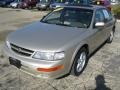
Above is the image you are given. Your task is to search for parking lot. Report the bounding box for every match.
[0,7,120,90]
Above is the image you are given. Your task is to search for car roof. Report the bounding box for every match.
[62,5,105,10]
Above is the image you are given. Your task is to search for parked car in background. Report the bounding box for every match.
[10,0,21,8]
[93,0,111,11]
[4,5,116,79]
[0,0,14,7]
[49,0,67,9]
[18,0,38,9]
[49,0,92,9]
[36,0,54,10]
[111,0,119,5]
[71,0,92,5]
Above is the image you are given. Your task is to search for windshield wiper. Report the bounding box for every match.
[55,23,72,27]
[41,21,54,25]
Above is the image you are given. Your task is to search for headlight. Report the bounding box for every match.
[54,52,65,60]
[32,52,65,60]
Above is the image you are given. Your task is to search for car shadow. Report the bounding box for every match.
[95,74,111,90]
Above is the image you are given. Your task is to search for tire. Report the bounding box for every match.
[71,47,88,76]
[107,30,114,43]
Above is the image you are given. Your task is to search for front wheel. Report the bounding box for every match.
[71,47,88,76]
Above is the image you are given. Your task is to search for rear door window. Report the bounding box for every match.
[102,9,112,22]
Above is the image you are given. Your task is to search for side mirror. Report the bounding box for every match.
[95,22,105,28]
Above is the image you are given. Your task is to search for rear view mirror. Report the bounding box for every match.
[95,22,105,27]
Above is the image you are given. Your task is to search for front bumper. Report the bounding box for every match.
[4,44,68,79]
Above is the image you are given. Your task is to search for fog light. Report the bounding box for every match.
[37,65,64,72]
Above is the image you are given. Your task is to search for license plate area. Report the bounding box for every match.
[9,57,21,69]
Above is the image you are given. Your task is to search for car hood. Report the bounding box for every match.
[7,22,86,51]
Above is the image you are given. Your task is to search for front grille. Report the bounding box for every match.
[10,43,34,57]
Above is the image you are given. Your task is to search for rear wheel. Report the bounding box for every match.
[71,47,88,76]
[107,30,114,43]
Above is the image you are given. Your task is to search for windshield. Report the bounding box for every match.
[41,7,93,28]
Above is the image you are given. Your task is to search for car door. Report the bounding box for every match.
[91,9,106,51]
[101,8,114,40]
